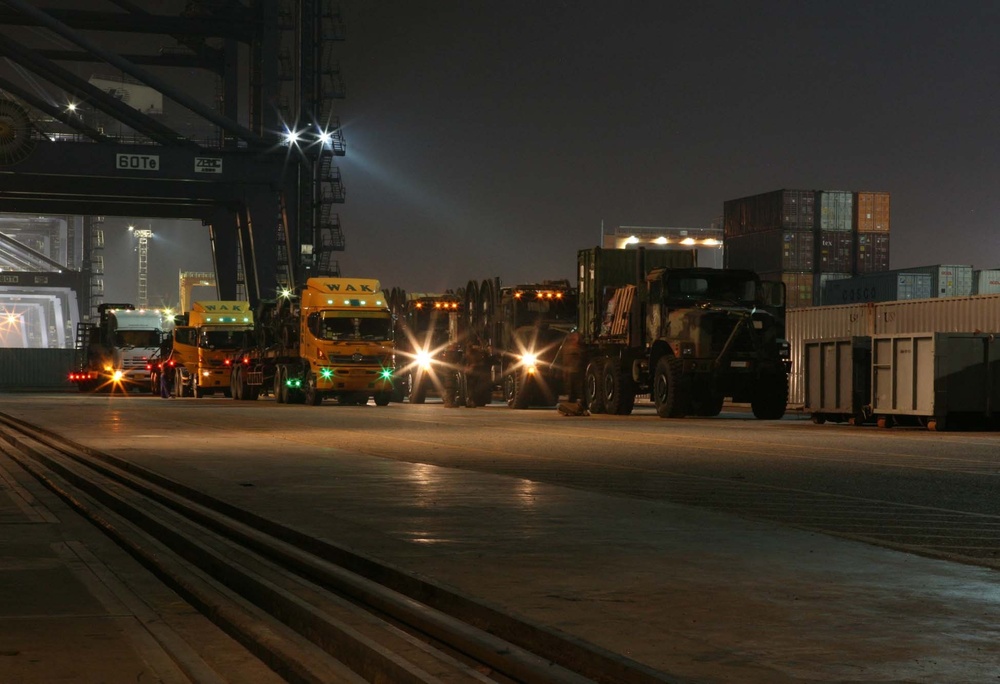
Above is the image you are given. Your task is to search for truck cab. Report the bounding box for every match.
[297,278,396,406]
[645,267,790,418]
[393,293,465,405]
[70,303,164,392]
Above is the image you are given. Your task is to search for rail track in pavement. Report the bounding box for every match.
[0,411,678,684]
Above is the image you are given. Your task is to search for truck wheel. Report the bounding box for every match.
[751,372,787,420]
[390,374,407,402]
[653,357,689,418]
[175,368,190,397]
[584,362,606,414]
[373,391,391,406]
[409,374,427,404]
[275,366,287,404]
[602,359,635,416]
[505,372,531,409]
[231,366,244,400]
[304,373,322,405]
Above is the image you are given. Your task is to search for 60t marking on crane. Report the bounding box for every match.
[116,153,159,171]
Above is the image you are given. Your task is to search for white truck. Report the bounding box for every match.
[69,303,165,392]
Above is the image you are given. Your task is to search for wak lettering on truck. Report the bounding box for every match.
[200,303,247,312]
[323,283,375,292]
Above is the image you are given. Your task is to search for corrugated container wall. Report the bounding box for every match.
[817,191,853,232]
[853,191,891,232]
[762,272,814,310]
[817,231,853,272]
[0,349,76,389]
[904,265,974,297]
[855,232,891,273]
[814,273,852,305]
[723,189,814,238]
[822,272,933,305]
[973,269,1000,295]
[786,293,1000,406]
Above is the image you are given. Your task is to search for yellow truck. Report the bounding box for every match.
[229,278,396,405]
[170,300,254,397]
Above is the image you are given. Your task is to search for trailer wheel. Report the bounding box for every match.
[653,357,689,418]
[751,372,788,420]
[584,362,605,414]
[602,359,635,416]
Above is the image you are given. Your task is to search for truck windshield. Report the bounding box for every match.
[666,274,757,305]
[114,330,159,347]
[409,308,453,347]
[513,293,578,329]
[320,315,392,341]
[199,329,250,349]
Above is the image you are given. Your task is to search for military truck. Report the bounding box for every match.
[229,278,395,406]
[578,247,789,419]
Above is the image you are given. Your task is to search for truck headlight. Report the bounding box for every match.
[416,350,432,370]
[521,352,538,373]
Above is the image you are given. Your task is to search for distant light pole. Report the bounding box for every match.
[128,224,153,308]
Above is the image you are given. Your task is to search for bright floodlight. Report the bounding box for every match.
[625,235,639,245]
[66,102,77,112]
[681,237,696,245]
[319,131,332,145]
[284,128,301,145]
[655,236,668,245]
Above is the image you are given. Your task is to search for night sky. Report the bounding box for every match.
[6,1,1000,303]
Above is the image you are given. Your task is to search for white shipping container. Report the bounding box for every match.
[904,264,974,297]
[973,269,1000,295]
[785,293,1000,406]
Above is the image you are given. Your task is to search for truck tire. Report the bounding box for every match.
[602,359,635,416]
[304,372,322,405]
[275,366,287,404]
[653,357,689,418]
[410,374,427,404]
[751,372,787,420]
[584,362,605,414]
[231,366,244,400]
[504,372,531,409]
[175,368,191,397]
[373,391,391,406]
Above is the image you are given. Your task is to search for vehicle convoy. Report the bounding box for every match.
[167,300,254,397]
[229,277,395,406]
[387,290,468,406]
[69,303,164,392]
[461,277,579,409]
[577,247,790,419]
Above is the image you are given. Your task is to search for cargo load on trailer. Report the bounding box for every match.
[229,278,396,406]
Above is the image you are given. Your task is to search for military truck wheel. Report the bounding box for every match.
[373,391,391,406]
[584,362,606,414]
[751,372,787,420]
[653,357,689,418]
[390,374,407,402]
[602,359,635,415]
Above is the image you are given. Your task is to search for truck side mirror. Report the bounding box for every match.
[758,281,785,308]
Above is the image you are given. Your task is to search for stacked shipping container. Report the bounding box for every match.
[723,189,891,308]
